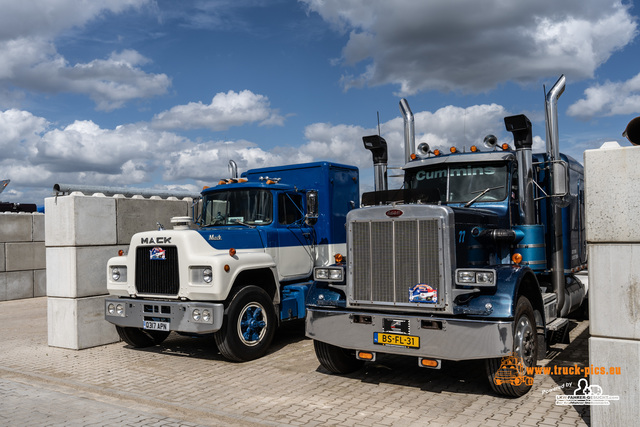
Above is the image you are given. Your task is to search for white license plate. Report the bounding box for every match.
[143,320,170,331]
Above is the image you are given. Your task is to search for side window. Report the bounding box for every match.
[278,193,304,225]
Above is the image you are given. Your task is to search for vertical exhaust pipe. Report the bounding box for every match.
[399,99,415,163]
[544,75,567,317]
[228,160,238,179]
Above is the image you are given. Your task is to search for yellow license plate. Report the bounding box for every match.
[374,332,420,348]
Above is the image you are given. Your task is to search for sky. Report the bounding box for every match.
[1,0,639,204]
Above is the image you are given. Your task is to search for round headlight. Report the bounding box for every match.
[107,303,115,315]
[192,309,201,321]
[202,309,211,322]
[203,268,213,283]
[112,267,121,281]
[115,304,124,316]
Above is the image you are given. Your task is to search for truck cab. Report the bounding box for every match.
[105,161,358,362]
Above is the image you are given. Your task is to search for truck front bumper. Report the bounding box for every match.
[306,308,514,360]
[105,297,224,334]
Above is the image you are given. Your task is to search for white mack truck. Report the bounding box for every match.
[105,161,358,361]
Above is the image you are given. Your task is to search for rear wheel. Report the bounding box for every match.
[215,286,277,362]
[486,296,538,397]
[314,340,364,374]
[116,326,170,348]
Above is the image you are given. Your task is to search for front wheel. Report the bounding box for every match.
[214,286,277,362]
[116,326,170,348]
[486,296,538,397]
[314,340,364,374]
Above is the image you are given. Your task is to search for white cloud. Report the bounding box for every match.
[568,73,640,119]
[301,0,638,94]
[152,90,285,131]
[0,101,526,203]
[0,1,169,110]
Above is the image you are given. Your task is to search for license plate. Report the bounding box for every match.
[373,332,419,348]
[143,320,170,331]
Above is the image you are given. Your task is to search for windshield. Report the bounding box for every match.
[405,162,509,204]
[202,189,273,226]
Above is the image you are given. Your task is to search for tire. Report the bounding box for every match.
[116,326,170,348]
[486,296,538,397]
[214,286,277,362]
[313,340,364,374]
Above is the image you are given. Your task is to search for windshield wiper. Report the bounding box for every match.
[232,219,256,229]
[464,186,504,208]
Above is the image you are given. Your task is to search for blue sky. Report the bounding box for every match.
[1,0,639,203]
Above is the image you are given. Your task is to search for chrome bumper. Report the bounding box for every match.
[306,308,513,360]
[105,297,224,334]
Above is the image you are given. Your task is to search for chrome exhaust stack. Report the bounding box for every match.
[399,99,415,164]
[544,75,568,316]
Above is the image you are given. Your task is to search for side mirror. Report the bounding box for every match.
[305,190,318,226]
[552,160,570,208]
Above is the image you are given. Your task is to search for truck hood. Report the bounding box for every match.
[197,227,265,250]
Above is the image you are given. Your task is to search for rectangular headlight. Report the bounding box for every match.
[455,269,496,287]
[314,266,344,282]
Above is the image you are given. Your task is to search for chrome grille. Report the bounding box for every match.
[135,246,179,295]
[350,218,443,307]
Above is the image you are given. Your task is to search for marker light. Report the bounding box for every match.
[118,250,124,256]
[357,351,375,360]
[224,264,230,272]
[334,253,344,263]
[229,248,236,257]
[470,145,478,152]
[450,147,457,153]
[433,149,441,156]
[512,253,523,264]
[410,153,417,160]
[501,143,510,150]
[419,358,440,368]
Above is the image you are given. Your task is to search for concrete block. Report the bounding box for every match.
[588,244,640,340]
[45,195,116,247]
[48,295,120,349]
[115,197,189,244]
[46,246,126,298]
[5,242,46,271]
[1,271,34,300]
[0,213,33,242]
[589,337,640,426]
[585,145,640,242]
[34,269,46,297]
[0,244,4,272]
[32,213,45,241]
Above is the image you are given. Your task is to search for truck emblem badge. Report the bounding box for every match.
[141,237,171,244]
[209,234,222,241]
[149,247,166,260]
[386,209,403,217]
[409,284,437,303]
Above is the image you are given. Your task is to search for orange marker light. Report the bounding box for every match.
[433,149,441,156]
[501,143,510,151]
[118,250,124,256]
[450,146,457,153]
[229,248,236,257]
[334,253,344,263]
[224,264,230,272]
[357,351,374,360]
[410,153,417,160]
[420,358,439,368]
[203,186,210,190]
[512,253,523,264]
[470,145,478,152]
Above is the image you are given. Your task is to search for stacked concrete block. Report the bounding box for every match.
[0,213,46,301]
[45,192,191,350]
[585,142,640,426]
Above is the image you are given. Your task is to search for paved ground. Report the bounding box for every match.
[0,298,590,426]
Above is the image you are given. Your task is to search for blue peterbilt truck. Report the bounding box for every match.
[306,75,588,396]
[105,161,358,362]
